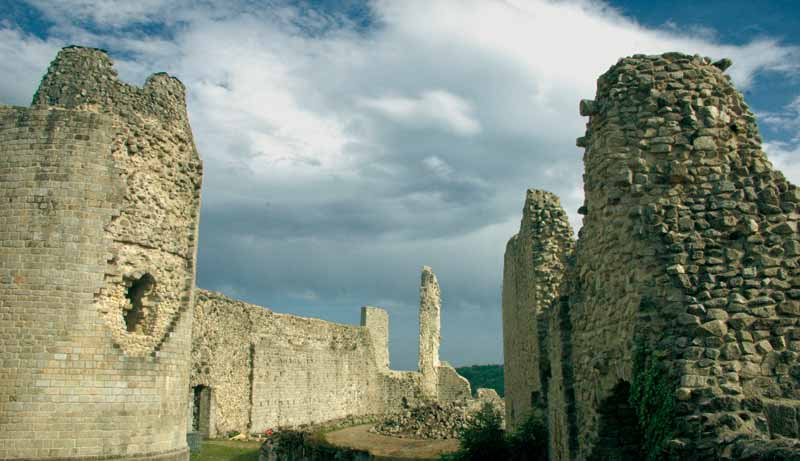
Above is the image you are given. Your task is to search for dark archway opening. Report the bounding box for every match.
[588,381,644,461]
[193,385,211,438]
[123,273,155,333]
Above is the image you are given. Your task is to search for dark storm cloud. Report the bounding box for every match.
[1,0,799,368]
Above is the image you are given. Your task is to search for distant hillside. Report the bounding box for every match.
[456,364,504,397]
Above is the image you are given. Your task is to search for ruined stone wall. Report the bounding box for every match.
[192,266,473,437]
[437,363,472,401]
[0,47,201,460]
[249,310,383,431]
[419,266,442,398]
[361,306,390,370]
[191,289,445,436]
[502,189,574,430]
[191,290,258,436]
[545,292,578,460]
[541,52,800,460]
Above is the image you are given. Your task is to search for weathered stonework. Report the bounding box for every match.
[1,47,474,457]
[502,189,574,430]
[0,47,201,460]
[191,266,471,437]
[419,266,442,398]
[506,52,800,460]
[362,306,390,370]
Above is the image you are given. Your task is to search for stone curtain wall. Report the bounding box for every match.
[502,189,574,430]
[193,290,382,434]
[192,289,441,436]
[193,267,472,436]
[530,52,800,460]
[0,47,201,461]
[250,313,381,430]
[191,290,260,436]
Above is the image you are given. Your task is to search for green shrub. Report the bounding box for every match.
[507,413,548,461]
[444,404,547,461]
[442,403,508,461]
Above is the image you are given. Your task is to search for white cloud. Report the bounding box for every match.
[0,27,61,106]
[27,0,199,27]
[3,0,800,368]
[760,96,800,143]
[359,90,481,136]
[423,156,454,179]
[765,141,800,184]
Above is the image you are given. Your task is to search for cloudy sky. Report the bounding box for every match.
[1,0,799,369]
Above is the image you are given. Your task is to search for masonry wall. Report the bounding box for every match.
[361,306,390,370]
[249,310,382,430]
[437,363,472,402]
[0,47,202,460]
[191,291,257,436]
[502,189,574,430]
[419,266,442,398]
[542,52,800,460]
[192,289,462,436]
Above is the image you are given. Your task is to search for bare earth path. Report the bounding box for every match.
[323,424,459,460]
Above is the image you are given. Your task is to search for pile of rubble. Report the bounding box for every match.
[372,400,472,440]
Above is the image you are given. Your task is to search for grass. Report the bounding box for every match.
[190,440,261,461]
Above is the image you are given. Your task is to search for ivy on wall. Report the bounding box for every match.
[629,343,678,461]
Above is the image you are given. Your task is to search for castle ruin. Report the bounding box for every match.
[502,190,573,429]
[190,265,471,438]
[0,47,471,461]
[5,43,800,461]
[0,46,202,460]
[504,53,800,460]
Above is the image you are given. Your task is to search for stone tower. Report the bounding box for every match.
[530,52,800,460]
[419,265,442,398]
[0,46,202,460]
[502,189,573,430]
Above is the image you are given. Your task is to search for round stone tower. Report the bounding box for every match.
[558,52,800,460]
[0,46,202,460]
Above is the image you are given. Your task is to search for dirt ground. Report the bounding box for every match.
[323,424,460,460]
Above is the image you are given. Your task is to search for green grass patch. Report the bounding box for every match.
[190,440,261,461]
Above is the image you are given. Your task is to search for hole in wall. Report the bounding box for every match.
[193,385,212,438]
[123,273,156,333]
[588,381,644,460]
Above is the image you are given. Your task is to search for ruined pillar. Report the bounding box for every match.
[361,306,390,369]
[549,52,800,460]
[419,266,442,398]
[0,46,202,460]
[502,189,573,430]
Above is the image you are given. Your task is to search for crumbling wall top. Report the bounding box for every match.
[32,46,188,124]
[562,50,800,459]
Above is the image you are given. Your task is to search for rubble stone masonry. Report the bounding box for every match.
[0,46,202,460]
[505,52,800,460]
[0,47,472,459]
[502,190,574,430]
